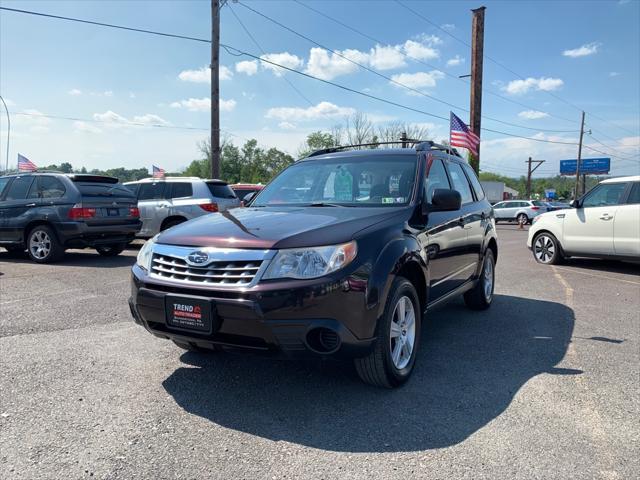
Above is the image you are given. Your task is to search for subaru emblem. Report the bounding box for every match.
[186,250,209,266]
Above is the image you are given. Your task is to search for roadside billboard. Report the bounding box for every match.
[560,158,610,176]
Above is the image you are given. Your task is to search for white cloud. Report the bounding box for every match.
[403,40,439,61]
[178,65,232,83]
[93,110,129,125]
[68,89,82,96]
[170,97,236,112]
[266,101,355,121]
[73,121,102,134]
[132,114,171,126]
[278,121,297,130]
[305,47,367,80]
[441,23,456,31]
[129,92,136,99]
[16,109,52,133]
[369,44,406,70]
[518,110,549,120]
[260,52,304,76]
[103,91,114,97]
[609,71,621,77]
[503,77,564,95]
[236,60,258,76]
[390,71,444,90]
[563,42,600,58]
[446,55,465,67]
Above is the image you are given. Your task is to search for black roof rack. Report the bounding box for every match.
[306,139,462,158]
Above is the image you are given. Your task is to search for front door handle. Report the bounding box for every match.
[25,203,37,207]
[599,214,613,220]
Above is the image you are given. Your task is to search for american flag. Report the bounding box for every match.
[18,154,37,172]
[152,165,165,178]
[450,112,480,157]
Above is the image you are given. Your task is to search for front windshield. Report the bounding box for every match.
[252,155,417,207]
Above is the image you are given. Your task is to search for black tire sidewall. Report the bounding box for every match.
[96,244,125,256]
[517,213,528,224]
[26,226,62,263]
[481,249,495,304]
[380,278,422,384]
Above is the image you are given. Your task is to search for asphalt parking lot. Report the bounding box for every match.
[1,226,638,479]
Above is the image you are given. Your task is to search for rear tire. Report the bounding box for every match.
[96,244,126,257]
[532,232,562,265]
[517,213,529,225]
[172,339,220,353]
[354,277,421,388]
[464,249,495,310]
[26,225,64,263]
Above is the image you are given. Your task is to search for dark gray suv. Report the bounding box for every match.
[0,172,141,263]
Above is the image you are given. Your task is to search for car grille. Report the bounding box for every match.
[151,253,263,286]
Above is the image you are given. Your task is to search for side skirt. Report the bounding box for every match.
[426,279,476,312]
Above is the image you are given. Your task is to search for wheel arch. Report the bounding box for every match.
[23,220,58,245]
[532,228,566,256]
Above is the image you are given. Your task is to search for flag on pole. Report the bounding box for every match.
[449,112,480,157]
[18,154,37,172]
[152,165,165,178]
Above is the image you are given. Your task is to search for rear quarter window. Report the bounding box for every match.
[626,183,640,204]
[207,183,236,199]
[461,163,485,201]
[168,182,193,199]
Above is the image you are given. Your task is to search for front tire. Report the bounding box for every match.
[26,225,64,263]
[96,244,126,257]
[354,277,421,388]
[532,232,562,265]
[517,213,529,225]
[464,249,495,310]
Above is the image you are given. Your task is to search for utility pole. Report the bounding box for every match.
[574,111,586,199]
[211,0,221,179]
[525,157,546,198]
[469,6,486,175]
[0,95,10,173]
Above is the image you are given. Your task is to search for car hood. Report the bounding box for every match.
[156,206,411,249]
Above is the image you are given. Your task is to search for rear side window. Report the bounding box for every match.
[168,182,193,199]
[461,163,485,200]
[426,159,451,202]
[446,162,474,204]
[207,183,236,199]
[76,183,134,197]
[532,200,546,207]
[626,183,640,204]
[4,176,35,200]
[582,183,627,207]
[138,182,166,200]
[493,202,505,209]
[0,177,11,197]
[39,176,66,198]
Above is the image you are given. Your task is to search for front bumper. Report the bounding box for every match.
[128,264,377,358]
[57,220,142,248]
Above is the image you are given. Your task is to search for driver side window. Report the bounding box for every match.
[426,159,451,202]
[582,183,627,208]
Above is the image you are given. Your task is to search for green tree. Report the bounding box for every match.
[297,131,338,158]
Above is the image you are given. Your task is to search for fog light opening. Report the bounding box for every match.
[306,327,341,354]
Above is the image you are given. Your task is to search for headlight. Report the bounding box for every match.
[532,215,541,224]
[136,234,158,270]
[262,241,357,280]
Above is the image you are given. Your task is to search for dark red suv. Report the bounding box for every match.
[129,142,498,387]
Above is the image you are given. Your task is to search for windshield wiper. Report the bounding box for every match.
[307,202,343,207]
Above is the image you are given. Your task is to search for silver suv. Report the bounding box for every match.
[492,199,550,224]
[124,177,240,238]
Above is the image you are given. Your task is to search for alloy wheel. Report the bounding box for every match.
[29,230,52,260]
[534,235,555,263]
[483,254,494,302]
[389,296,416,370]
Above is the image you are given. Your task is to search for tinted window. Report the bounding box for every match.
[627,183,640,204]
[207,183,236,199]
[582,183,627,207]
[4,176,35,201]
[168,182,193,199]
[446,162,473,204]
[461,163,485,200]
[124,184,140,197]
[233,188,256,201]
[39,176,66,198]
[138,182,166,200]
[76,183,134,197]
[532,200,547,207]
[493,202,506,209]
[0,177,11,197]
[426,159,451,202]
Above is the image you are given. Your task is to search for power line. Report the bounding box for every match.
[227,3,314,107]
[394,0,639,137]
[239,1,579,134]
[586,133,640,160]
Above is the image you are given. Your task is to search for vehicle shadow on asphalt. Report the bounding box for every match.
[162,294,577,453]
[0,250,136,268]
[561,258,640,276]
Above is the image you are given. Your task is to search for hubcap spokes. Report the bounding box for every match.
[390,296,416,370]
[483,256,494,301]
[29,231,51,259]
[534,236,554,263]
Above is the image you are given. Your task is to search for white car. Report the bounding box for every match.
[527,176,640,264]
[493,200,549,224]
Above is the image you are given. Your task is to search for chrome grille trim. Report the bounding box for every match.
[149,244,275,288]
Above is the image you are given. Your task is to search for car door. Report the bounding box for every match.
[0,175,37,242]
[492,201,507,219]
[137,182,167,237]
[614,182,640,257]
[562,182,627,255]
[461,162,491,264]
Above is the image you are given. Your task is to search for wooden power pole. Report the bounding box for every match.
[574,111,586,199]
[211,0,221,179]
[525,157,546,198]
[469,6,486,175]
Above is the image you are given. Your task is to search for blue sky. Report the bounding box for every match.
[1,0,639,177]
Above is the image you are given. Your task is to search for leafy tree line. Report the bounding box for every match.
[479,171,601,199]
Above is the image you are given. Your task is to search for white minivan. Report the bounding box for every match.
[527,176,640,264]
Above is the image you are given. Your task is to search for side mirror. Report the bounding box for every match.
[428,188,462,212]
[570,199,581,208]
[243,191,257,206]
